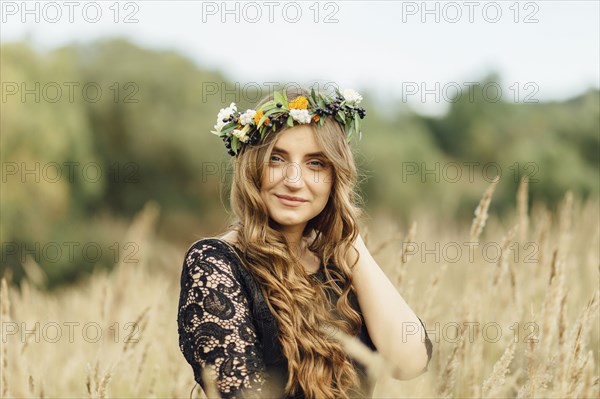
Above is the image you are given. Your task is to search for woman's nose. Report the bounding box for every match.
[282,162,306,187]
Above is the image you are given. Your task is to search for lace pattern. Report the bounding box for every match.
[178,240,266,399]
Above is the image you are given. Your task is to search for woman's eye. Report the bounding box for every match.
[309,160,325,167]
[270,155,283,162]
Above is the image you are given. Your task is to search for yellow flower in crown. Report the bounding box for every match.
[288,96,308,110]
[254,109,270,126]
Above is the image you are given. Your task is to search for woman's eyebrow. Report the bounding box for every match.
[273,146,325,157]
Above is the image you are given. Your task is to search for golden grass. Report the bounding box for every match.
[0,184,598,398]
[469,176,499,242]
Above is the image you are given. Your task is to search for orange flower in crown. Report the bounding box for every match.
[254,109,270,126]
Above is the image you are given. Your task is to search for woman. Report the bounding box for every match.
[178,87,432,399]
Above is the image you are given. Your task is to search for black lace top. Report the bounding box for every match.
[177,238,432,399]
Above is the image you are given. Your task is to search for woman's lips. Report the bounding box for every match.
[275,194,307,206]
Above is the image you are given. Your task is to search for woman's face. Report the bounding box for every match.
[260,125,333,234]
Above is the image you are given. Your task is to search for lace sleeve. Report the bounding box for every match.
[177,240,266,399]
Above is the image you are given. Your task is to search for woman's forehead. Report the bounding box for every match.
[273,125,323,155]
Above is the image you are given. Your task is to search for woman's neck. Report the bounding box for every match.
[283,230,321,272]
[280,227,307,255]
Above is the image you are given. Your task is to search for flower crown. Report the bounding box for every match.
[210,88,366,156]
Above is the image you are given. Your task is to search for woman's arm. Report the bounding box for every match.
[178,240,267,398]
[348,233,432,380]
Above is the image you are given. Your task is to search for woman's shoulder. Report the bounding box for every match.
[182,236,243,275]
[186,236,239,253]
[186,230,240,253]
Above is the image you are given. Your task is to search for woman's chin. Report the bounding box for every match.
[271,214,307,227]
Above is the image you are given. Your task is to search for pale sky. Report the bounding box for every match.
[2,0,599,115]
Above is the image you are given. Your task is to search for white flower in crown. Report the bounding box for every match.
[239,109,257,126]
[213,120,227,133]
[232,125,250,142]
[290,109,311,124]
[342,89,363,104]
[214,102,238,132]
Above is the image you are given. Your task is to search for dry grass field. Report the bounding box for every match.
[1,178,598,398]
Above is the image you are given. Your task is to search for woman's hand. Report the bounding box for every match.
[347,231,431,380]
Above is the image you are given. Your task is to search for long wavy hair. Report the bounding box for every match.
[221,87,365,398]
